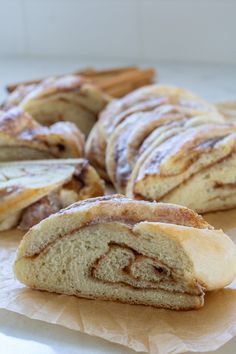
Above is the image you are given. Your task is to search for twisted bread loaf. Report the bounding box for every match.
[87,84,236,213]
[127,124,236,213]
[0,107,84,161]
[0,159,104,231]
[85,85,220,180]
[14,195,236,310]
[106,105,223,193]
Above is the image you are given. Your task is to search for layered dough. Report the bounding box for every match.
[86,83,236,213]
[0,159,104,231]
[3,75,110,135]
[106,105,223,193]
[127,124,236,213]
[85,84,221,180]
[0,107,84,161]
[14,195,236,310]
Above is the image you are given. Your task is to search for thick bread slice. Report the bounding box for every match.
[127,124,236,212]
[106,106,223,193]
[0,108,84,161]
[14,195,236,310]
[20,75,110,135]
[0,159,104,230]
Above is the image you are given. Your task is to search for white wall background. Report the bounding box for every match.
[0,0,236,64]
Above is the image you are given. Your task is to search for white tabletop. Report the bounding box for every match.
[0,58,236,354]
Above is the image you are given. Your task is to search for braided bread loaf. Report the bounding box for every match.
[127,124,236,213]
[106,105,223,194]
[85,85,220,180]
[86,84,236,213]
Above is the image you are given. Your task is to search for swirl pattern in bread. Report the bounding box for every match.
[14,195,236,310]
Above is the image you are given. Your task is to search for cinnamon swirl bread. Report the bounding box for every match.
[14,195,236,310]
[18,75,110,135]
[0,108,84,161]
[85,85,221,179]
[106,105,224,193]
[0,159,104,231]
[127,124,236,213]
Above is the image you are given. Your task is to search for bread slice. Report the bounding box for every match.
[0,159,104,231]
[106,105,224,193]
[0,108,84,161]
[127,124,236,213]
[18,75,110,135]
[86,84,220,179]
[14,195,236,310]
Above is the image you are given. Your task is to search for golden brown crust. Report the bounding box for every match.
[17,194,212,258]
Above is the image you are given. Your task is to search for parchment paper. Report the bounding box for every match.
[0,209,236,354]
[0,101,236,354]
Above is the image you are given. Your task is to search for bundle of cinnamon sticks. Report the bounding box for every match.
[6,66,156,98]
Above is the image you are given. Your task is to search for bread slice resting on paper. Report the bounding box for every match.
[14,195,236,310]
